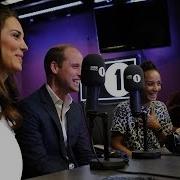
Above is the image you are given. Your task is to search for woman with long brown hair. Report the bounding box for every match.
[0,4,28,179]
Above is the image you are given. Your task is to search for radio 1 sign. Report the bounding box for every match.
[80,57,137,102]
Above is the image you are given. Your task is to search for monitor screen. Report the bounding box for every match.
[94,0,171,53]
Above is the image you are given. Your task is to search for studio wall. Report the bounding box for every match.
[19,0,180,103]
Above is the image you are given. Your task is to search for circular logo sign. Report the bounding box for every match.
[105,62,128,97]
[99,67,105,77]
[133,74,141,83]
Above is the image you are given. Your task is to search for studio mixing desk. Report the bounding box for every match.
[26,154,180,180]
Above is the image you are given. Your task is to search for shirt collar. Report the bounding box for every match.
[46,84,72,107]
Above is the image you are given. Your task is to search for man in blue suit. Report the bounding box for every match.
[16,44,93,179]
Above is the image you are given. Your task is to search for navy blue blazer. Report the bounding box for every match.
[16,85,92,179]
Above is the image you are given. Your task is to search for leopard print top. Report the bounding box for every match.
[111,100,173,151]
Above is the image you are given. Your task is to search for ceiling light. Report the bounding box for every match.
[1,0,23,5]
[94,0,112,3]
[94,0,106,3]
[18,1,83,19]
[126,0,147,3]
[13,0,53,10]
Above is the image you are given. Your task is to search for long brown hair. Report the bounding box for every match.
[0,5,22,129]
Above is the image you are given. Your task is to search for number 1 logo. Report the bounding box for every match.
[105,62,128,98]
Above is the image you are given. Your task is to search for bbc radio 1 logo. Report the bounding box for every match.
[80,57,137,102]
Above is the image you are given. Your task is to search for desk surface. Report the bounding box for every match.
[27,155,180,180]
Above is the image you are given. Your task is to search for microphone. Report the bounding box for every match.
[81,54,106,158]
[124,64,144,117]
[124,64,161,159]
[81,54,105,112]
[81,54,127,170]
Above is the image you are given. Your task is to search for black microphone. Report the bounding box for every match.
[81,54,127,170]
[124,64,144,117]
[81,54,105,112]
[124,64,161,159]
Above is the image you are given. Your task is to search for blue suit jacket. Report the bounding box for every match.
[16,85,92,179]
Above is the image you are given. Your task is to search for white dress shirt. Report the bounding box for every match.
[0,106,22,180]
[46,84,72,146]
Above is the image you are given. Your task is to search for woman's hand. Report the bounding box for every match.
[147,110,161,131]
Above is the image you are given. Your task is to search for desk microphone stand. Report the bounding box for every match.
[87,111,127,170]
[132,112,161,159]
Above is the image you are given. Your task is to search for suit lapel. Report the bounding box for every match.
[66,103,78,165]
[39,85,67,158]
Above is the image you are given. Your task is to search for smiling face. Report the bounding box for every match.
[143,70,162,102]
[1,16,28,76]
[55,47,83,94]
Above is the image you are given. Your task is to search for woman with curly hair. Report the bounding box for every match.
[111,61,173,157]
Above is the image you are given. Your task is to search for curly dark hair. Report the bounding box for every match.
[140,60,159,72]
